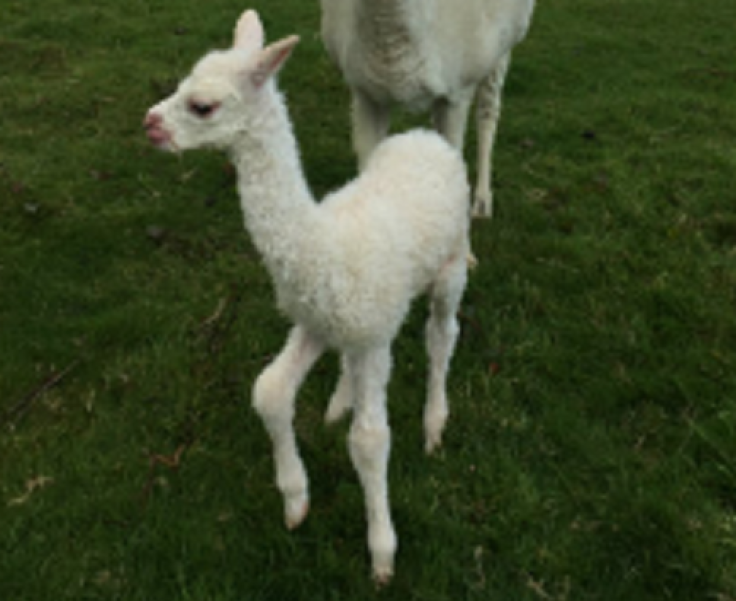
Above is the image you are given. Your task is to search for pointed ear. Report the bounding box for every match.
[250,35,300,88]
[233,9,264,54]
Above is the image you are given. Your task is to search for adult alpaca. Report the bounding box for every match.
[320,0,536,217]
[145,10,470,583]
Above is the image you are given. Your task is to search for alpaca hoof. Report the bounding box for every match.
[472,194,493,219]
[285,497,309,530]
[425,434,442,455]
[369,524,397,587]
[373,567,393,588]
[424,407,448,454]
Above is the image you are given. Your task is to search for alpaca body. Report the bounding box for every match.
[145,11,470,584]
[241,132,468,349]
[320,0,536,216]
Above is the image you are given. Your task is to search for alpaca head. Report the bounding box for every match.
[144,10,299,153]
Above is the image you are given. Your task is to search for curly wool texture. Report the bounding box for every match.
[266,131,469,349]
[222,85,470,348]
[145,11,471,583]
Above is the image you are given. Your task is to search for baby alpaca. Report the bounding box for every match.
[320,0,536,217]
[145,10,470,584]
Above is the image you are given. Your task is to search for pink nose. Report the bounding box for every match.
[144,112,163,130]
[144,112,171,146]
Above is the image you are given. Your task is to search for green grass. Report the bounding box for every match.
[2,0,736,598]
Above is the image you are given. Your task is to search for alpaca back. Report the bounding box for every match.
[324,130,468,292]
[279,130,469,348]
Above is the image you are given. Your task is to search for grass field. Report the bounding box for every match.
[2,0,736,598]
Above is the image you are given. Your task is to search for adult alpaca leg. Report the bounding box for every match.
[432,93,473,150]
[352,91,390,170]
[433,94,479,267]
[424,256,467,454]
[346,347,397,584]
[472,53,511,218]
[253,326,325,529]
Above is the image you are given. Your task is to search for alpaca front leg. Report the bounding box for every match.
[252,326,325,529]
[434,94,479,266]
[352,90,390,170]
[472,54,510,218]
[346,348,397,584]
[425,258,466,454]
[325,354,353,424]
[433,94,473,151]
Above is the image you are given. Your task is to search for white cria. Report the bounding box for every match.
[145,10,471,584]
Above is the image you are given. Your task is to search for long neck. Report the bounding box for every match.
[229,85,319,278]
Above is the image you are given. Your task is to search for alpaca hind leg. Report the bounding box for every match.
[424,257,467,454]
[472,53,511,218]
[346,347,397,584]
[325,354,353,424]
[252,326,325,529]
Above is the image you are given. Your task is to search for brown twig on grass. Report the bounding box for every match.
[198,285,243,356]
[7,476,54,506]
[3,360,79,428]
[140,439,195,509]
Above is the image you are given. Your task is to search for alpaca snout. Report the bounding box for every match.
[144,111,172,147]
[144,111,163,130]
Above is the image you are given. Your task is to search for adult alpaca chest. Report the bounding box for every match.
[321,0,536,217]
[344,2,437,109]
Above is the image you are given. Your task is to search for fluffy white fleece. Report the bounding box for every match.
[145,10,470,584]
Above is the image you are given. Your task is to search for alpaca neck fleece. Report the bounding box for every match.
[229,86,321,288]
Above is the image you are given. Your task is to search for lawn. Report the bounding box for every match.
[2,0,736,599]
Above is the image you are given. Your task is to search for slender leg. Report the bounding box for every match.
[424,256,467,454]
[473,53,511,218]
[325,354,353,424]
[433,94,473,150]
[434,94,480,266]
[352,90,390,170]
[252,326,325,529]
[346,347,397,584]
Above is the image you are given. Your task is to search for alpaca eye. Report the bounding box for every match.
[188,101,218,118]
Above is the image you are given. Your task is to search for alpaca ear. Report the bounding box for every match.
[250,35,300,88]
[233,9,264,54]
